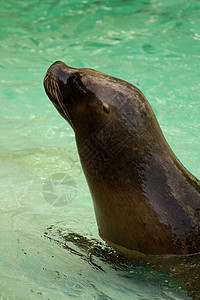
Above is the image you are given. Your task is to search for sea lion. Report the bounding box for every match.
[43,60,200,256]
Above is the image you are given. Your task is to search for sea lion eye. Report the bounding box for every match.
[103,103,110,114]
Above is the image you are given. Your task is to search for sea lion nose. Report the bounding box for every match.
[45,61,72,85]
[50,60,67,71]
[51,60,63,66]
[48,61,66,75]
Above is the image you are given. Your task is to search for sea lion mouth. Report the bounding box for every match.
[43,64,76,131]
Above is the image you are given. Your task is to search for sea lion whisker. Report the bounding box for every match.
[52,80,76,132]
[44,72,50,83]
[43,77,48,92]
[44,73,76,132]
[47,78,54,99]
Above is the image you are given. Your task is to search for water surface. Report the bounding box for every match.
[0,0,199,299]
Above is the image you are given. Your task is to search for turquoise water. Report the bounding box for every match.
[0,0,199,299]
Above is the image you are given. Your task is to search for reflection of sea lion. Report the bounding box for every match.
[44,61,200,256]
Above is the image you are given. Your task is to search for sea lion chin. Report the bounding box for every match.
[44,60,200,256]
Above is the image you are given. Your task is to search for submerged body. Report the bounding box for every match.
[44,61,200,255]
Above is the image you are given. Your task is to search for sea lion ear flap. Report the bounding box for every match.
[103,103,110,114]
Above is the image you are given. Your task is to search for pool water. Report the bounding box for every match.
[0,0,199,299]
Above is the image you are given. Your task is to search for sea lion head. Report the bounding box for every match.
[43,61,154,141]
[44,61,112,133]
[43,60,163,186]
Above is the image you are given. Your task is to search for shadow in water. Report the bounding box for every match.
[44,226,200,299]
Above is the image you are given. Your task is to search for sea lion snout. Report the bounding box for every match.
[44,61,86,100]
[44,61,113,133]
[44,61,74,86]
[43,61,79,130]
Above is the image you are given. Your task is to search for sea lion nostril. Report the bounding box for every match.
[45,61,70,82]
[103,103,110,114]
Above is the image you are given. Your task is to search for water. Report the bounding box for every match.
[0,0,199,299]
